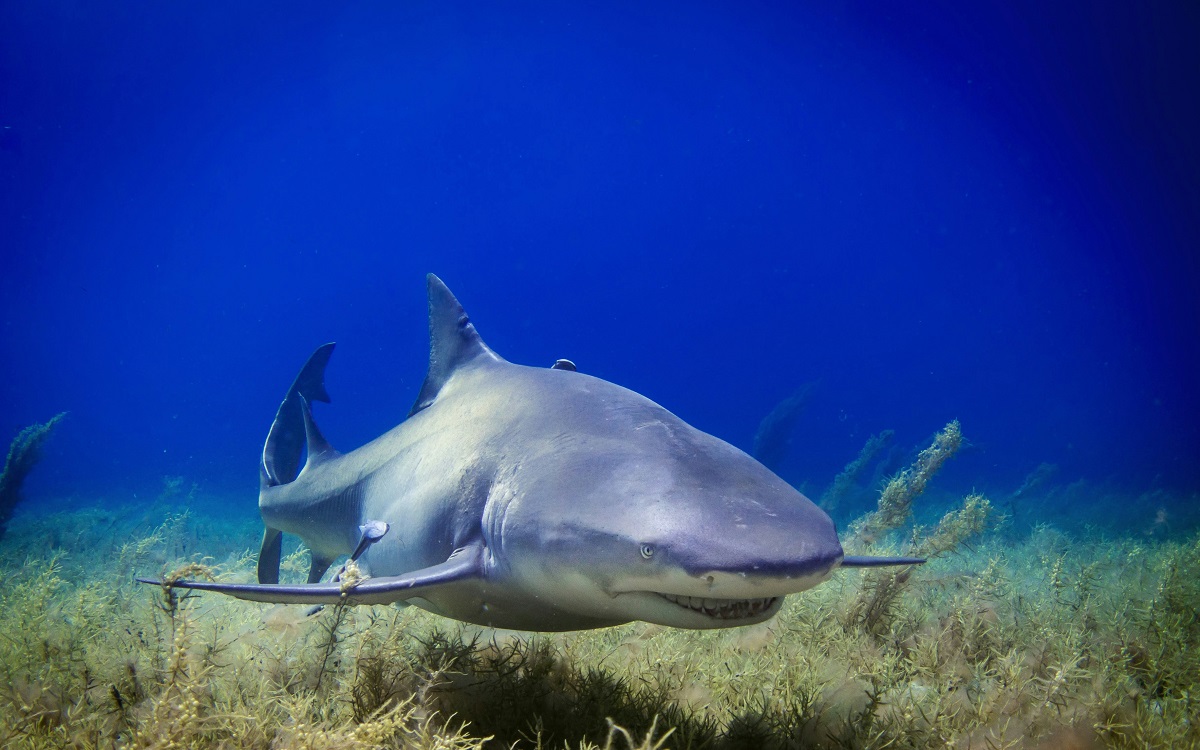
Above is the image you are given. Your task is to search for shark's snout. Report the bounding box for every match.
[605,497,844,608]
[654,481,844,595]
[599,523,841,628]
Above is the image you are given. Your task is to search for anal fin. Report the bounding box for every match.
[308,553,335,584]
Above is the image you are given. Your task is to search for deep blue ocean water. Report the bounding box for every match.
[2,3,1197,527]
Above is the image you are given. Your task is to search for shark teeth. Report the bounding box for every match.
[657,593,779,620]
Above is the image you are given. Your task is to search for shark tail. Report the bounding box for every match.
[260,342,336,488]
[257,343,336,584]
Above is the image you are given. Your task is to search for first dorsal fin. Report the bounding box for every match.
[409,275,501,416]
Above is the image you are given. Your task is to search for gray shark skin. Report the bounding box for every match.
[140,275,921,631]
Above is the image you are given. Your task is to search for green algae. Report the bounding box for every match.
[3,502,1196,749]
[1,447,1198,747]
[818,429,894,515]
[0,413,66,542]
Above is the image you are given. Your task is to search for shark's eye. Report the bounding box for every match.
[639,543,655,559]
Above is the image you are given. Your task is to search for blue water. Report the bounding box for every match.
[3,3,1197,521]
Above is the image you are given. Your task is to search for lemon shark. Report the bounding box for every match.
[141,275,919,631]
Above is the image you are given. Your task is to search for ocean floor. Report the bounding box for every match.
[0,482,1196,750]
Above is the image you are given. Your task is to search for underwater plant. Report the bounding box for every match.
[848,420,962,547]
[3,412,1200,747]
[1,492,1199,747]
[819,429,894,514]
[0,412,65,542]
[839,421,986,639]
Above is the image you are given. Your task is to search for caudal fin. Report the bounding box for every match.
[257,343,335,584]
[261,343,335,488]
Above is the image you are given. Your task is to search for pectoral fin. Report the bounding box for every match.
[140,544,485,606]
[258,527,283,584]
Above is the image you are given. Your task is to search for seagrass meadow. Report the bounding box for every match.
[1,474,1197,749]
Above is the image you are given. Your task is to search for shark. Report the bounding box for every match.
[141,275,920,631]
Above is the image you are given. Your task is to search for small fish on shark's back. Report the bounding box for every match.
[139,275,921,631]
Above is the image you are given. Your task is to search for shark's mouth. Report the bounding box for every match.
[657,593,779,620]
